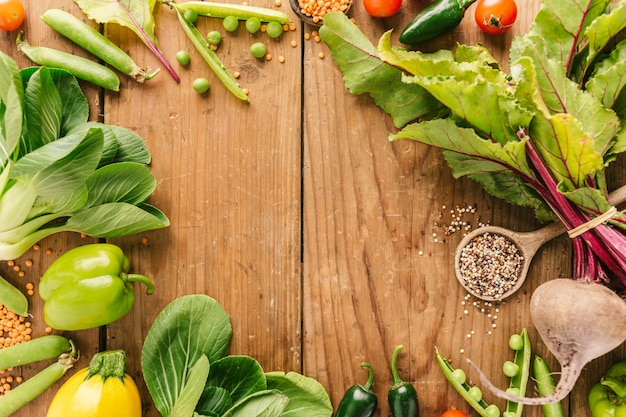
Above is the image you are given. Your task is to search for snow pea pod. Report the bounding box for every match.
[0,343,78,417]
[0,335,72,371]
[0,273,27,317]
[533,356,564,417]
[436,350,501,417]
[399,0,476,45]
[41,9,159,83]
[16,32,120,91]
[336,362,378,417]
[389,345,419,417]
[503,329,531,417]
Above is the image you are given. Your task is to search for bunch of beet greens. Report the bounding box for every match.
[319,0,626,287]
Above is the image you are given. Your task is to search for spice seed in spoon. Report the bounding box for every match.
[458,232,524,299]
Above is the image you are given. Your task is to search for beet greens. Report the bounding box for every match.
[320,0,626,287]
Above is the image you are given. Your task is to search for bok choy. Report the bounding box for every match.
[0,51,169,261]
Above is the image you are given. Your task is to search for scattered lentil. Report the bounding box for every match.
[318,52,325,59]
[278,55,285,63]
[458,232,523,299]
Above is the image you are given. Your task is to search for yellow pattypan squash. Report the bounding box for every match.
[46,349,142,417]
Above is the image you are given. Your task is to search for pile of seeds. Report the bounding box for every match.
[458,232,524,299]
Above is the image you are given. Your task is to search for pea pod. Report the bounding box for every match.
[16,32,120,91]
[0,273,27,317]
[0,335,72,371]
[170,0,291,24]
[173,6,249,102]
[388,345,419,417]
[399,0,476,45]
[533,356,564,417]
[0,343,78,417]
[436,350,501,417]
[41,9,159,83]
[336,362,378,417]
[503,329,531,417]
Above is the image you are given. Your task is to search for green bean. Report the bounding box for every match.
[0,343,78,417]
[16,32,120,91]
[533,356,565,417]
[41,9,159,82]
[174,9,249,101]
[436,350,501,417]
[0,336,72,371]
[0,274,27,317]
[504,329,531,417]
[171,0,291,24]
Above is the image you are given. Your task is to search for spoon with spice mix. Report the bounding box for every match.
[454,183,626,302]
[289,0,353,26]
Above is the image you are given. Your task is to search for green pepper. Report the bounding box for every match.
[589,360,626,417]
[399,0,476,45]
[389,345,419,417]
[38,243,154,331]
[336,362,378,417]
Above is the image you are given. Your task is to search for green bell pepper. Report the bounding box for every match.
[39,243,154,331]
[589,360,626,417]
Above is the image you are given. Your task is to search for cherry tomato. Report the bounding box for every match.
[363,0,402,18]
[441,411,470,417]
[474,0,517,35]
[0,0,24,31]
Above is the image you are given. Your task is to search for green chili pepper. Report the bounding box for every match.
[389,345,419,417]
[399,0,476,45]
[336,362,378,417]
[38,243,154,331]
[589,360,626,417]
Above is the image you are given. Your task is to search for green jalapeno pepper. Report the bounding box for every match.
[336,362,378,417]
[389,345,419,417]
[38,243,154,331]
[589,360,626,417]
[399,0,476,45]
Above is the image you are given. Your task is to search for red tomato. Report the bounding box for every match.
[474,0,517,35]
[363,0,402,18]
[0,0,25,31]
[441,411,470,417]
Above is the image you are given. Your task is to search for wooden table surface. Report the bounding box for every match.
[2,0,625,416]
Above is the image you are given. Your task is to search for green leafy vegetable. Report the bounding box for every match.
[320,0,626,286]
[266,371,334,416]
[0,52,169,260]
[72,0,180,81]
[141,294,333,417]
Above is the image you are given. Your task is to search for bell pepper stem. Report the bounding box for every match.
[125,273,155,295]
[602,376,626,402]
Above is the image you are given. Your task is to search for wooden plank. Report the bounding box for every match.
[100,2,304,414]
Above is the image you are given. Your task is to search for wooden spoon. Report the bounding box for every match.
[454,184,626,301]
[288,0,354,26]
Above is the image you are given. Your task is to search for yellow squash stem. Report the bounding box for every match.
[46,350,141,417]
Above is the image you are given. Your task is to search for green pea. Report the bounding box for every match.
[245,17,261,33]
[183,9,198,23]
[451,368,466,384]
[223,15,239,32]
[505,387,520,397]
[485,404,501,417]
[468,386,482,402]
[192,77,210,93]
[265,21,283,38]
[502,360,520,378]
[176,50,190,66]
[503,412,517,417]
[206,30,222,45]
[250,42,266,59]
[508,333,524,351]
